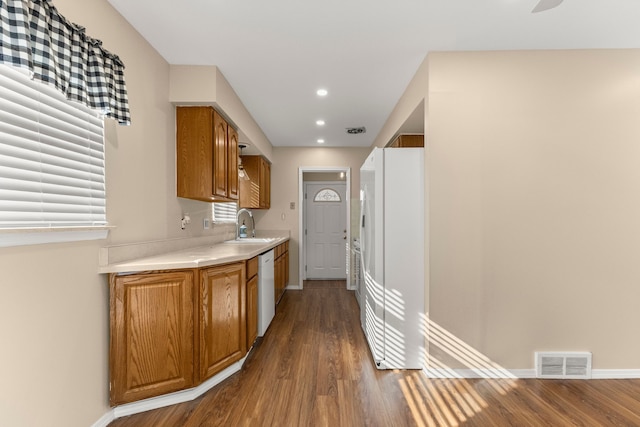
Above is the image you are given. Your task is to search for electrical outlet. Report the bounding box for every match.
[203,218,210,229]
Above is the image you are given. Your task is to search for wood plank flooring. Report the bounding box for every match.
[108,281,640,426]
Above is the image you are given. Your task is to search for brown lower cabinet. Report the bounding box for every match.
[109,261,248,406]
[246,256,259,349]
[109,270,196,406]
[199,263,246,382]
[274,241,289,304]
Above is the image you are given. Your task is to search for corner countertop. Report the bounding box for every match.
[98,236,289,274]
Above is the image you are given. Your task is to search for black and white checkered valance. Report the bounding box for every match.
[0,0,131,125]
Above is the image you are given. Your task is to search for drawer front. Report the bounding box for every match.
[246,256,258,279]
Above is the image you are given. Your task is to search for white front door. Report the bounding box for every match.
[305,183,347,280]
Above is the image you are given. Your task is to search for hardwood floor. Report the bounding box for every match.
[108,281,640,426]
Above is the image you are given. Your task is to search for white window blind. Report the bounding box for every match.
[0,65,106,229]
[213,202,238,224]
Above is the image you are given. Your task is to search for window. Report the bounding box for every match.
[0,65,108,246]
[313,188,341,202]
[213,202,238,224]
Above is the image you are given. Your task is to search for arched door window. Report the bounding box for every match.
[313,188,341,202]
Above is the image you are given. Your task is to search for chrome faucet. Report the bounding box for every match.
[236,208,255,239]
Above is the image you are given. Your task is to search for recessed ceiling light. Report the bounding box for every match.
[316,119,325,126]
[316,89,328,97]
[317,139,325,144]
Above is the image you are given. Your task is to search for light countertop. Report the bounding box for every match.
[99,236,289,274]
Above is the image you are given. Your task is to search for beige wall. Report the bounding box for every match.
[0,241,109,426]
[372,58,429,149]
[379,49,640,371]
[254,147,371,287]
[169,65,273,160]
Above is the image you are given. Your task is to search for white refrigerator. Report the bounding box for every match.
[359,147,425,369]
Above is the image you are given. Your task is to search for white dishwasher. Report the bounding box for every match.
[258,249,275,336]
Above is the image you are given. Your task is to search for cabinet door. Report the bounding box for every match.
[176,106,238,202]
[239,155,270,209]
[110,271,195,406]
[239,156,258,208]
[284,249,289,287]
[227,126,239,200]
[273,256,280,305]
[279,252,286,301]
[246,256,258,280]
[199,263,246,381]
[246,274,258,349]
[176,107,213,201]
[275,254,285,304]
[212,110,228,199]
[261,160,271,209]
[390,134,424,148]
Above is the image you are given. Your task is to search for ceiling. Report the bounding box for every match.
[106,0,640,150]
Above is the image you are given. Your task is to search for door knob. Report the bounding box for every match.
[343,236,347,240]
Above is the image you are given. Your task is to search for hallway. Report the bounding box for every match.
[109,282,640,426]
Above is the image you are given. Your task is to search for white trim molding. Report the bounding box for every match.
[298,166,351,290]
[0,227,111,248]
[424,368,533,380]
[592,369,640,379]
[90,411,115,427]
[424,368,640,380]
[92,355,248,426]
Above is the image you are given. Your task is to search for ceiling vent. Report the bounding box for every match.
[346,126,366,134]
[535,352,592,379]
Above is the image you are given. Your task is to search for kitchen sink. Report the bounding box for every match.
[224,237,278,244]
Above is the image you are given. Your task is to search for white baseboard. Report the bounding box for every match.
[91,411,115,427]
[592,369,640,379]
[424,368,535,379]
[424,368,640,380]
[92,355,248,426]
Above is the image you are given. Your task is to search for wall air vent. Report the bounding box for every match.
[346,126,366,134]
[535,352,592,379]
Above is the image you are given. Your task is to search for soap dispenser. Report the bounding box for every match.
[239,220,248,238]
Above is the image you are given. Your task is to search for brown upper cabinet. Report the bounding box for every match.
[389,134,424,148]
[176,106,239,202]
[227,126,239,200]
[239,155,271,209]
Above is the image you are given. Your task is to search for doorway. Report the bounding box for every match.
[298,167,351,289]
[305,182,347,279]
